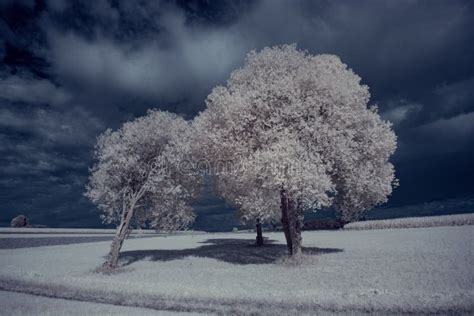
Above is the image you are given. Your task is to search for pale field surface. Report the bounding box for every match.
[345,213,474,230]
[0,226,473,314]
[0,234,118,238]
[0,290,208,316]
[0,228,162,234]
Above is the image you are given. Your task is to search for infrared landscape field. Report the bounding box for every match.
[1,223,473,315]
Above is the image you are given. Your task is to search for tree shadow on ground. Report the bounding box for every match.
[119,238,343,266]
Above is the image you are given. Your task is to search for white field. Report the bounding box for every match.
[0,290,204,316]
[0,226,473,315]
[345,213,474,230]
[0,228,160,235]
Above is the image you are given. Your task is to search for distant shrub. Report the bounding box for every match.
[345,213,474,230]
[10,215,28,227]
[303,219,343,231]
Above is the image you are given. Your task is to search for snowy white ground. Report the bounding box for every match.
[0,226,473,314]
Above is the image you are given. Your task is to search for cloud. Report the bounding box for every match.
[47,0,68,13]
[1,144,87,176]
[0,102,103,226]
[417,111,474,146]
[387,74,474,135]
[0,0,35,9]
[0,75,71,105]
[431,77,474,121]
[0,105,104,146]
[382,100,423,126]
[396,111,474,159]
[39,0,474,116]
[44,8,249,112]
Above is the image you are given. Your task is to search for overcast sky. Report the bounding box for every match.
[1,0,473,227]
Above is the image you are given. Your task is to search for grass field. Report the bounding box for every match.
[0,224,473,314]
[345,213,474,230]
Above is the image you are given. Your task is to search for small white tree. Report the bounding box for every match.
[194,45,397,259]
[86,110,202,270]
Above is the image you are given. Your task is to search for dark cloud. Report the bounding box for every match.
[0,75,71,105]
[40,0,474,119]
[400,112,474,158]
[0,0,473,228]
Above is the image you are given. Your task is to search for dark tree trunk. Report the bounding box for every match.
[337,219,348,229]
[280,189,293,254]
[255,218,264,246]
[280,189,303,258]
[102,205,135,270]
[291,202,304,257]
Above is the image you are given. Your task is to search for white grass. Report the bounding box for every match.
[0,290,205,315]
[0,234,118,239]
[0,227,473,314]
[345,213,474,230]
[0,228,150,234]
[0,227,205,235]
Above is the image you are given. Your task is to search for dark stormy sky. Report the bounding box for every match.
[1,0,473,228]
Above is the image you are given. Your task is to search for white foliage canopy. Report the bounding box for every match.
[194,45,397,223]
[86,110,201,231]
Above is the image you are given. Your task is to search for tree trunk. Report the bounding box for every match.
[291,202,304,258]
[102,204,135,270]
[280,189,303,258]
[255,218,264,246]
[337,218,348,229]
[280,189,293,254]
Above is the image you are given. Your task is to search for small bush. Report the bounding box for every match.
[303,219,343,230]
[10,215,28,227]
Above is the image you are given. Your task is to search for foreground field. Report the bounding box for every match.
[0,290,201,316]
[0,226,473,314]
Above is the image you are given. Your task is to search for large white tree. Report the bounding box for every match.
[194,45,397,258]
[86,110,202,270]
